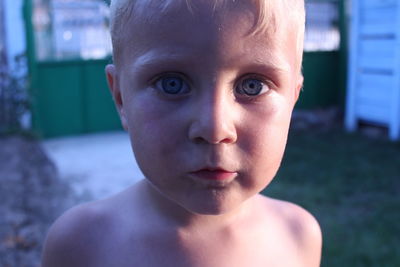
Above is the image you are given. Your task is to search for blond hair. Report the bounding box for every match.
[109,0,305,73]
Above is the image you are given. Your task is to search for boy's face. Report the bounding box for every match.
[107,1,303,215]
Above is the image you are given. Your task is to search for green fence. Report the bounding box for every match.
[32,59,121,137]
[299,51,341,108]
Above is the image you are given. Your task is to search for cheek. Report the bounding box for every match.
[239,97,292,176]
[124,94,186,158]
[242,95,292,140]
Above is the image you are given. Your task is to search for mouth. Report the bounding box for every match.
[189,168,237,181]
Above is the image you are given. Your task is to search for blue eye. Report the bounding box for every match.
[236,78,269,96]
[155,76,190,95]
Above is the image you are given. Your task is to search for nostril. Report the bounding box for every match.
[189,130,237,145]
[192,136,207,144]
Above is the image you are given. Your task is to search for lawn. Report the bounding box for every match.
[262,128,400,267]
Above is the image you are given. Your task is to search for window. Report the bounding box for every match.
[33,0,112,61]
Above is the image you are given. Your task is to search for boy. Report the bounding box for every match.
[42,0,322,266]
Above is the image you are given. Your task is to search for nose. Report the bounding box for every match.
[188,92,237,144]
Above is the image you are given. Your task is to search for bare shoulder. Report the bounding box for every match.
[41,199,117,267]
[42,183,152,267]
[258,195,322,266]
[269,198,322,243]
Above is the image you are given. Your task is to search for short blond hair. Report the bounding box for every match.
[109,0,305,72]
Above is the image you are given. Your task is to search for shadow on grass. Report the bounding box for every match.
[262,129,400,267]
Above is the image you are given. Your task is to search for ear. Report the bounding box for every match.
[105,64,128,130]
[294,74,304,103]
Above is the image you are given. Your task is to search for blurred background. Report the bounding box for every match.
[0,0,399,266]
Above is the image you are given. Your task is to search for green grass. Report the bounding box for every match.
[262,129,400,267]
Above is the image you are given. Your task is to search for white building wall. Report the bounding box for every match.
[346,0,400,141]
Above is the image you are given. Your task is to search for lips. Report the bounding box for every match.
[189,168,237,181]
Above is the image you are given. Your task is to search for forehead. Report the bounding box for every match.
[116,0,296,73]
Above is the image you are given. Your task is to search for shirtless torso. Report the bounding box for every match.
[42,180,321,267]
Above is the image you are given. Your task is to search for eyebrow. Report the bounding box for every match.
[129,49,292,76]
[129,50,193,72]
[251,54,292,74]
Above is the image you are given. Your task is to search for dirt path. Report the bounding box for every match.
[0,136,74,267]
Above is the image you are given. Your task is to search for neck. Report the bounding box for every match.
[139,180,253,231]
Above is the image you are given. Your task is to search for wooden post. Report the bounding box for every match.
[339,0,349,109]
[23,0,39,132]
[345,0,358,132]
[391,1,400,140]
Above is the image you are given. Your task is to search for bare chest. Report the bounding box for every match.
[88,232,304,267]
